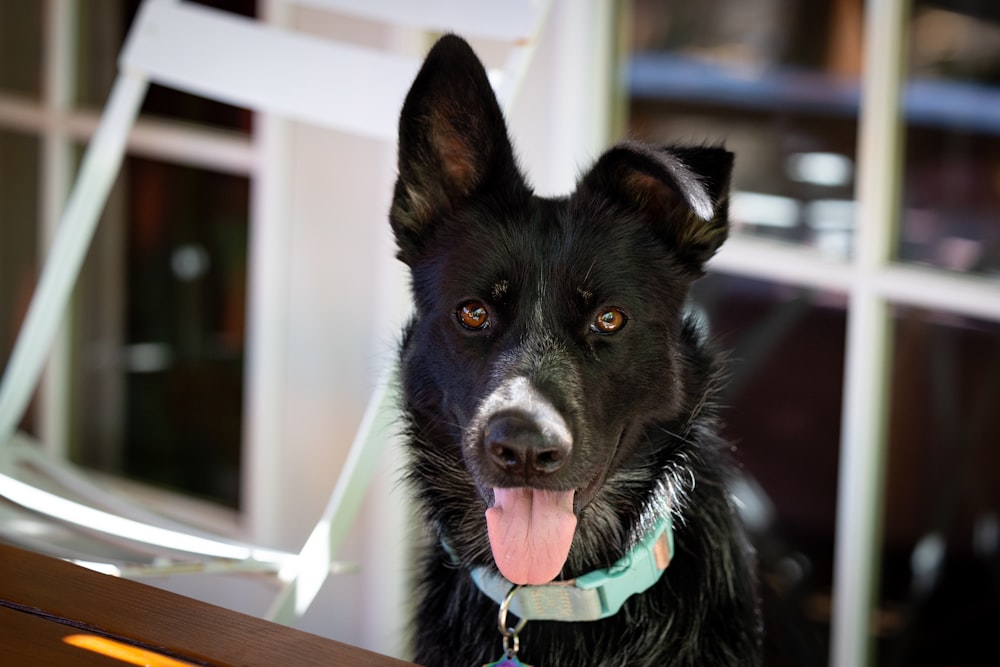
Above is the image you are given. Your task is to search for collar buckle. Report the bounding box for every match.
[574,515,673,617]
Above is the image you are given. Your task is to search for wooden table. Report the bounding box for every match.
[0,543,415,666]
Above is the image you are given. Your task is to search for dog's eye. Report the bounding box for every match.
[591,307,627,334]
[457,300,491,330]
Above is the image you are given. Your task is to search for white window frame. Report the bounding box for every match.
[0,0,257,534]
[710,1,1000,666]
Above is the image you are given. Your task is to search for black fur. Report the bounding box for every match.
[391,35,761,666]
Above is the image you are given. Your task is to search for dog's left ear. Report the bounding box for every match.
[580,142,734,275]
[390,34,524,264]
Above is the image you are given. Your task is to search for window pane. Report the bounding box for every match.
[74,155,250,508]
[629,0,861,259]
[900,2,1000,275]
[0,130,40,436]
[0,3,42,97]
[76,0,126,110]
[877,308,1000,664]
[693,273,846,663]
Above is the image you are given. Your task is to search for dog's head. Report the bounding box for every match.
[392,35,733,585]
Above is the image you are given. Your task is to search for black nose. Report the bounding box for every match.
[484,411,571,480]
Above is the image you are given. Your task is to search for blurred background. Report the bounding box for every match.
[1,1,999,665]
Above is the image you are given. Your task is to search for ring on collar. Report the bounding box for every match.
[498,584,528,643]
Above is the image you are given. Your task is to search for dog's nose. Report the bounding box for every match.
[483,411,570,479]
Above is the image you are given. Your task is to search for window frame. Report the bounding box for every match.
[704,1,999,665]
[0,0,255,532]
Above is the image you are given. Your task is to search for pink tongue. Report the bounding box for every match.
[485,487,577,585]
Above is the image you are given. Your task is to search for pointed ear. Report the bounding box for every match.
[390,34,523,263]
[580,142,734,274]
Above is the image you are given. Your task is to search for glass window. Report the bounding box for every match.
[0,130,40,437]
[631,1,1000,664]
[900,2,1000,276]
[52,0,257,508]
[0,3,42,98]
[1,0,259,513]
[629,0,862,258]
[878,308,1000,664]
[73,155,250,508]
[692,273,844,660]
[76,0,126,110]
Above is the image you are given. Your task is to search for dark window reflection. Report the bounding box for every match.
[76,156,249,509]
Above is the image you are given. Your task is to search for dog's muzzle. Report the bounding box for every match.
[470,376,574,486]
[469,376,579,585]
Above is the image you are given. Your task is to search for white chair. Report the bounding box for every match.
[0,0,549,625]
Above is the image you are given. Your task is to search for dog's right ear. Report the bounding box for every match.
[390,35,523,264]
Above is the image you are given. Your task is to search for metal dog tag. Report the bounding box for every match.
[481,617,535,667]
[483,655,533,667]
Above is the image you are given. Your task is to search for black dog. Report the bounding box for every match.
[391,35,760,667]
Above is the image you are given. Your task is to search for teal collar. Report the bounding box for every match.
[465,513,674,622]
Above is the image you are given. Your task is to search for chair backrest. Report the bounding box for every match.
[297,0,543,41]
[123,0,547,138]
[122,1,412,140]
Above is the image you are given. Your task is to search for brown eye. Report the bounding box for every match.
[591,307,627,334]
[457,300,490,330]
